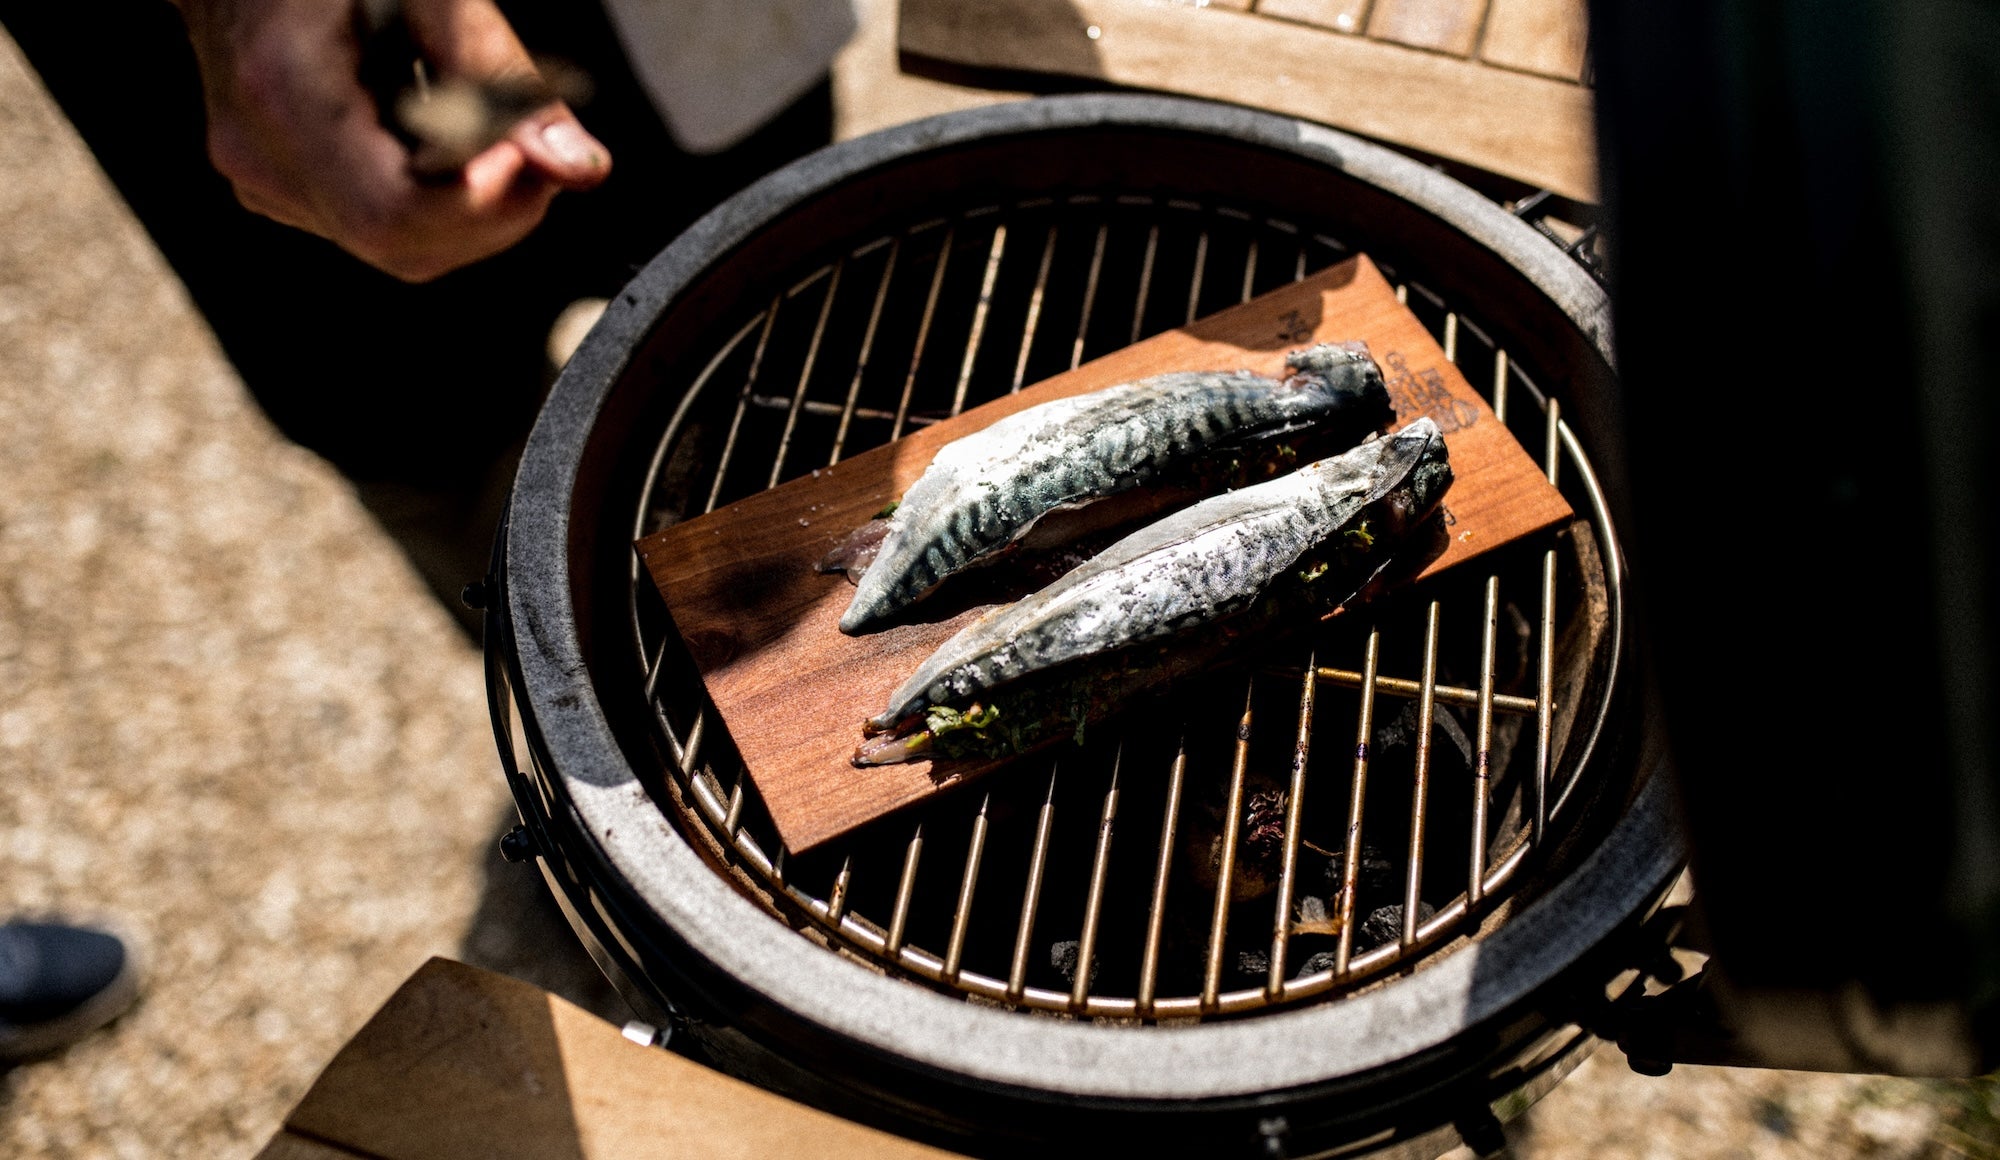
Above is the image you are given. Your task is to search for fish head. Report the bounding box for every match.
[1371,417,1454,532]
[1285,341,1377,384]
[1284,342,1392,430]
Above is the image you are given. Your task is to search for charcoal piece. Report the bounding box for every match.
[1236,946,1346,983]
[1374,699,1475,766]
[1050,939,1097,987]
[1296,950,1338,976]
[1433,708,1475,767]
[1360,901,1436,948]
[1318,842,1396,898]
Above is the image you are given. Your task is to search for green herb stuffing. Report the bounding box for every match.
[918,701,1018,761]
[925,702,1000,738]
[918,676,1107,762]
[875,500,900,519]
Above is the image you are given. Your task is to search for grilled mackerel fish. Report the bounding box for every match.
[825,343,1391,634]
[855,418,1453,766]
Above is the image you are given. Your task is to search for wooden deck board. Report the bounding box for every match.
[900,0,1597,200]
[1255,0,1372,36]
[263,960,961,1160]
[1478,0,1590,81]
[1366,0,1491,56]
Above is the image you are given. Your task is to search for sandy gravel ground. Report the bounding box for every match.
[0,26,614,1158]
[1,8,1994,1159]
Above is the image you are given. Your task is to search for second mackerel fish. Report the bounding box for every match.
[825,343,1391,634]
[854,419,1453,766]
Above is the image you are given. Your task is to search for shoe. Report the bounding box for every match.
[0,922,140,1061]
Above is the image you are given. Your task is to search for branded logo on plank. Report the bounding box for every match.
[1382,351,1479,433]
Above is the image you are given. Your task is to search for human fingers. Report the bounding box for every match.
[511,107,612,191]
[179,0,591,280]
[402,0,611,189]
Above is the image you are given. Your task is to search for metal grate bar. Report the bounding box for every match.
[723,772,747,836]
[1294,245,1308,283]
[1131,225,1159,344]
[1471,578,1499,904]
[1404,602,1442,947]
[1313,667,1537,715]
[1069,224,1108,370]
[704,299,780,513]
[769,261,842,488]
[745,394,937,427]
[629,310,765,564]
[1137,738,1187,1014]
[1335,631,1381,975]
[886,825,924,956]
[1070,752,1122,1010]
[892,225,955,439]
[1185,231,1209,325]
[830,241,900,464]
[799,844,1548,1019]
[1549,418,1607,820]
[1266,653,1317,996]
[1008,768,1059,1000]
[680,710,707,774]
[641,634,670,704]
[1012,227,1059,392]
[1443,312,1460,363]
[1202,682,1256,1010]
[689,767,730,834]
[951,225,1009,416]
[943,796,990,981]
[1534,397,1563,844]
[827,856,853,924]
[1241,238,1259,304]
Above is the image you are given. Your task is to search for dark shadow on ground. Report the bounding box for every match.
[456,808,627,1025]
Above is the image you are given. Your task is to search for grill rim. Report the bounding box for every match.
[501,94,1681,1104]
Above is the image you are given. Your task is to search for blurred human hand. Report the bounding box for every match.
[174,0,611,282]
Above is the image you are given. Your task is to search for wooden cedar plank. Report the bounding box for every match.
[1365,0,1490,56]
[1256,0,1372,35]
[274,959,962,1160]
[1478,0,1590,81]
[639,255,1572,851]
[898,0,1596,200]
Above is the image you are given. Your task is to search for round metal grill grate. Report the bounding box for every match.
[623,192,1623,1021]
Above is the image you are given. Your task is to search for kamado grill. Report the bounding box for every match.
[484,96,1684,1157]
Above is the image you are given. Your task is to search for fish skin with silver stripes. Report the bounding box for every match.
[821,342,1392,634]
[854,418,1453,766]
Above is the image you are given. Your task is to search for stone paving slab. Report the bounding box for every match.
[1,11,1993,1160]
